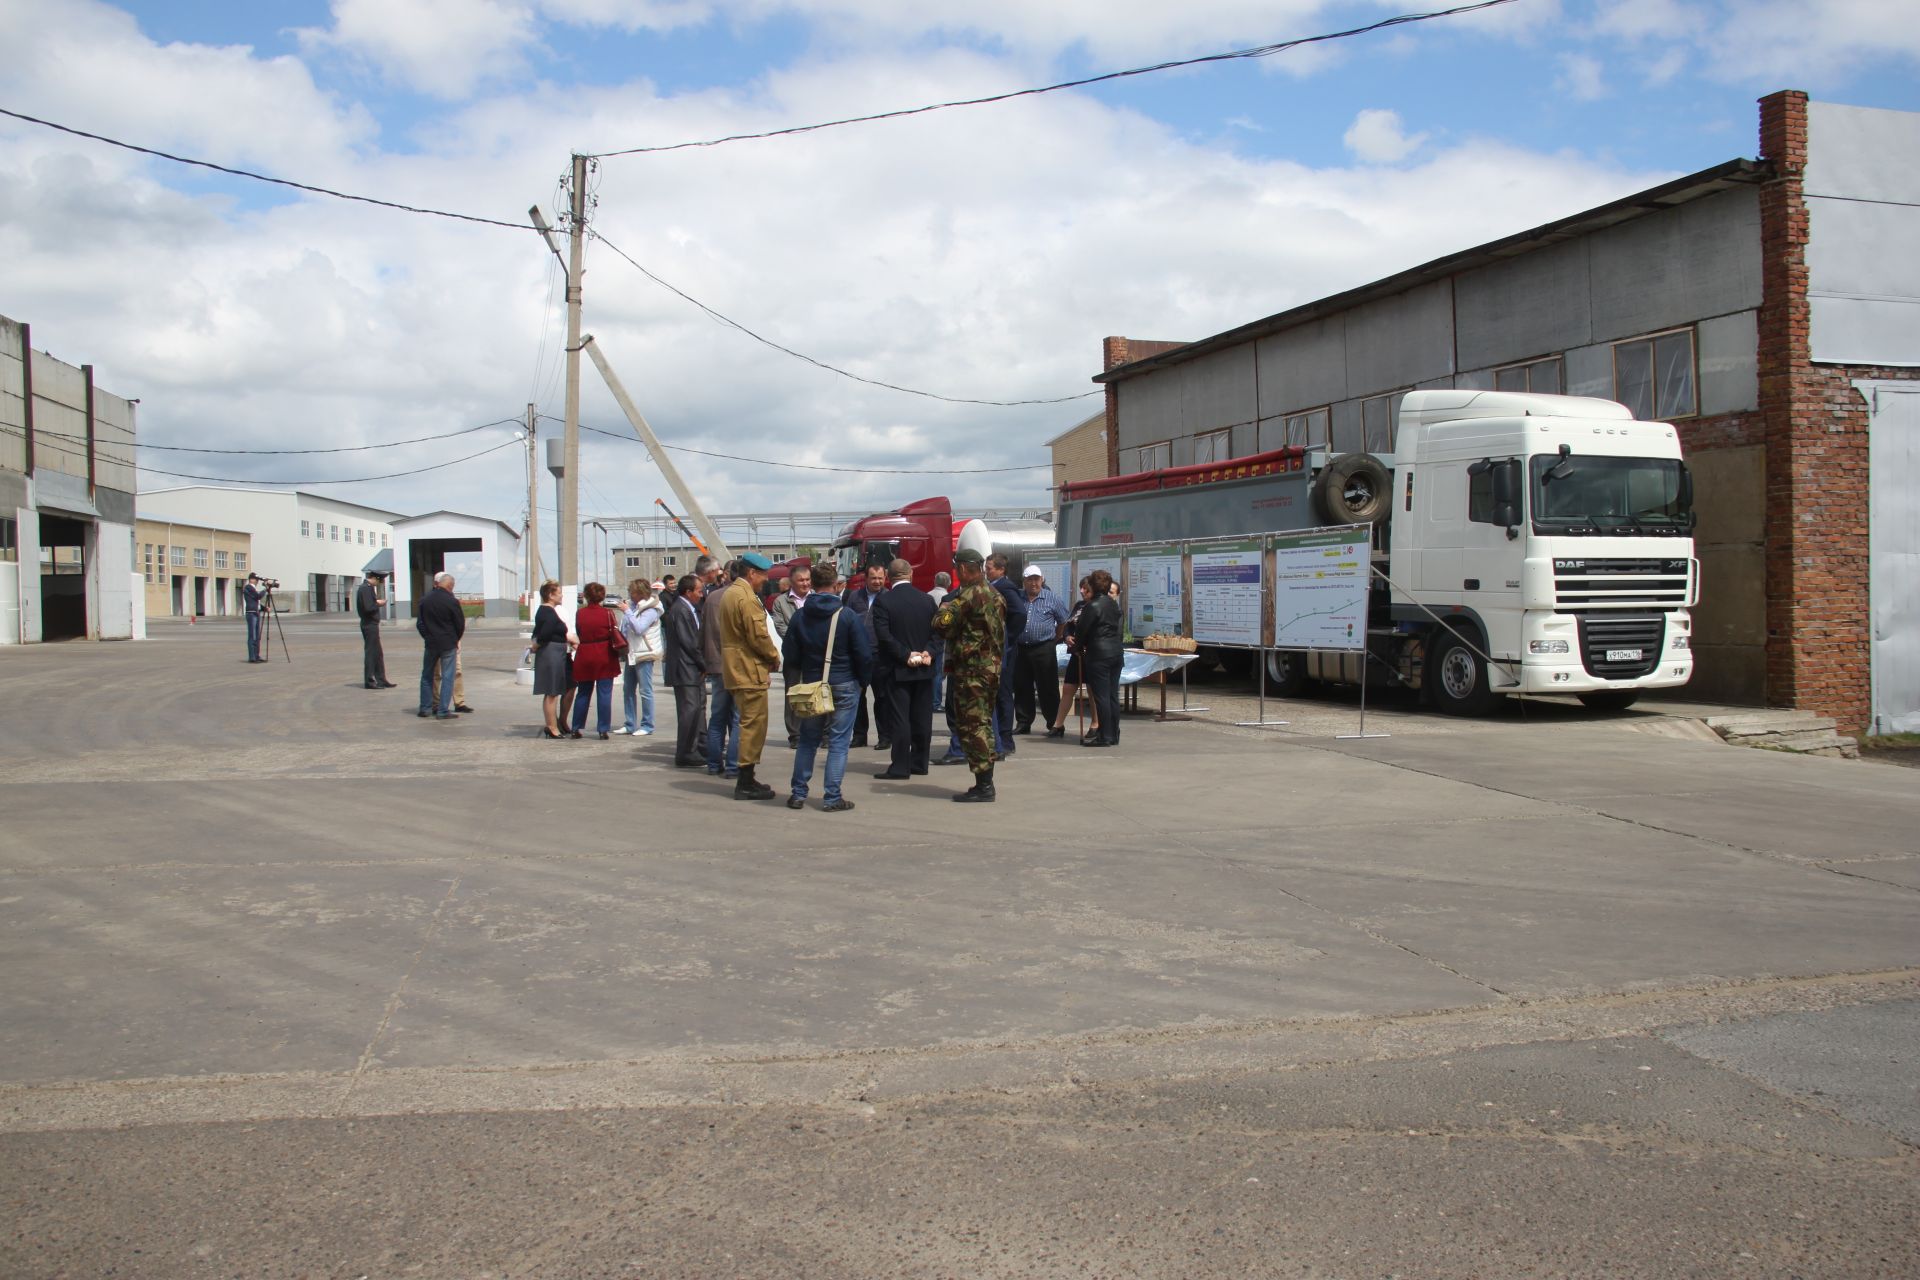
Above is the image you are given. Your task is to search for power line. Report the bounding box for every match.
[562,417,1049,474]
[0,424,521,485]
[0,105,535,232]
[592,231,1099,407]
[588,0,1521,158]
[135,417,520,455]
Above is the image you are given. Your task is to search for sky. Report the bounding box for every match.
[3,0,1917,574]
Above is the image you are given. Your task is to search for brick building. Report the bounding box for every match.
[134,517,253,618]
[1044,410,1111,514]
[1092,92,1918,734]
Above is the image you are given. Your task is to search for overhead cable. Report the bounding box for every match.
[0,106,534,232]
[592,231,1100,407]
[0,424,521,486]
[562,418,1049,474]
[588,0,1521,157]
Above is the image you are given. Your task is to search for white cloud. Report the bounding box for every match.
[1342,108,1428,164]
[296,0,539,100]
[1556,52,1607,102]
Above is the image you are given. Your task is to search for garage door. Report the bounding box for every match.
[1864,381,1920,734]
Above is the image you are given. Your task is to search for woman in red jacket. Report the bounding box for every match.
[569,581,621,739]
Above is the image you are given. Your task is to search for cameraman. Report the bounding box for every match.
[243,573,266,663]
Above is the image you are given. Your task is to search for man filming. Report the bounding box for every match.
[243,573,266,663]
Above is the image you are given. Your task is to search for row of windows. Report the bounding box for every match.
[1128,327,1699,471]
[141,544,248,583]
[299,519,389,548]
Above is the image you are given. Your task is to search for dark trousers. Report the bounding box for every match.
[361,621,386,685]
[245,611,262,661]
[1013,640,1060,730]
[1085,654,1121,745]
[993,646,1018,750]
[673,682,707,764]
[887,677,934,773]
[871,671,896,746]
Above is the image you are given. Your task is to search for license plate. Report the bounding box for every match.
[1606,648,1643,661]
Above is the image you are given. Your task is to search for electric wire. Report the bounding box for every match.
[0,424,521,486]
[591,231,1100,407]
[0,105,535,232]
[588,0,1521,157]
[555,416,1049,474]
[16,416,519,457]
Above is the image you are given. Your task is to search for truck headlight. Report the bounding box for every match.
[1528,640,1570,654]
[1671,636,1690,651]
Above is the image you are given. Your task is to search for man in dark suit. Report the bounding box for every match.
[356,571,395,689]
[662,575,708,767]
[842,562,894,750]
[414,572,465,719]
[984,554,1029,758]
[870,557,938,777]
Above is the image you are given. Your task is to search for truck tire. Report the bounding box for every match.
[1312,453,1392,526]
[1265,649,1314,697]
[1578,691,1641,712]
[1429,630,1501,717]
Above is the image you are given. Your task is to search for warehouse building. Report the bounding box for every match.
[137,487,402,614]
[133,517,254,619]
[1093,92,1918,734]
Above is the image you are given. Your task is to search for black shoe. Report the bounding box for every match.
[417,709,431,718]
[435,712,457,720]
[851,737,868,748]
[911,767,929,776]
[675,758,703,768]
[934,755,968,766]
[875,769,912,780]
[455,704,475,713]
[822,798,856,813]
[1045,726,1064,739]
[874,739,892,751]
[786,794,805,810]
[953,768,996,803]
[598,731,609,740]
[1082,738,1111,748]
[366,682,378,689]
[1014,725,1031,735]
[378,681,398,689]
[733,764,776,801]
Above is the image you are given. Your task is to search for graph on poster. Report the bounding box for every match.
[1190,541,1263,646]
[1125,554,1182,637]
[1271,527,1369,651]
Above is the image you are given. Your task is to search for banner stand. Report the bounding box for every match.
[1336,650,1390,741]
[1178,662,1209,716]
[1234,649,1290,729]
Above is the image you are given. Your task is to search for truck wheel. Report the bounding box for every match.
[1577,691,1640,712]
[1429,631,1500,717]
[1312,453,1392,526]
[1265,650,1314,697]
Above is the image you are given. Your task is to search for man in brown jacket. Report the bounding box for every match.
[718,552,784,800]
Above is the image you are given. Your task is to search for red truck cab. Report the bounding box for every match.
[830,496,957,592]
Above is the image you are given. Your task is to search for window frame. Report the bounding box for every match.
[1358,389,1411,455]
[170,545,185,568]
[1492,354,1566,395]
[235,553,248,571]
[214,549,228,570]
[1191,428,1233,465]
[1611,326,1698,421]
[1133,440,1172,472]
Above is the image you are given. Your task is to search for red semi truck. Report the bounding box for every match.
[828,497,1055,591]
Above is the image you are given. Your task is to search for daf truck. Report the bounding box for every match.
[1055,390,1698,714]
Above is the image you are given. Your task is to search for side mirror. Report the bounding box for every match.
[1490,459,1520,510]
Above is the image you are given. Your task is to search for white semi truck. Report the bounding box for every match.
[1054,390,1698,714]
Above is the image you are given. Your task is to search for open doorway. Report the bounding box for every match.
[408,537,482,616]
[38,513,89,641]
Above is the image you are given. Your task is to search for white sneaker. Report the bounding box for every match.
[611,727,631,735]
[633,727,654,736]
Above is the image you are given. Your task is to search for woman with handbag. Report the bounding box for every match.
[531,580,578,740]
[780,562,873,812]
[617,578,663,737]
[569,581,622,739]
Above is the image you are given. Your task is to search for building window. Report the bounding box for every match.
[171,545,185,567]
[625,555,641,569]
[1133,440,1172,472]
[382,534,389,547]
[1192,428,1233,465]
[1613,328,1696,420]
[359,529,367,545]
[331,525,339,541]
[193,547,208,569]
[663,555,677,567]
[1359,391,1408,455]
[0,518,15,563]
[301,520,310,538]
[215,550,228,570]
[1493,355,1564,394]
[235,552,247,571]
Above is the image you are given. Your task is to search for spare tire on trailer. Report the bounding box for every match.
[1312,453,1392,526]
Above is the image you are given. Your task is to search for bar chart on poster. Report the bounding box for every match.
[1190,541,1263,646]
[1272,527,1369,651]
[1125,553,1182,637]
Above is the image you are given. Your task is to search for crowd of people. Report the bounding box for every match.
[520,550,1127,808]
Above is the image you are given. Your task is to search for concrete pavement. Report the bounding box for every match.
[2,617,1915,1277]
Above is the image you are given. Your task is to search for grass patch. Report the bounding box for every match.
[1860,732,1920,751]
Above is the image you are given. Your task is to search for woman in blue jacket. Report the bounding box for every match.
[782,561,873,812]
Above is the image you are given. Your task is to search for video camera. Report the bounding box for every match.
[254,577,282,590]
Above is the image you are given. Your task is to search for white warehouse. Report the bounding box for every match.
[137,487,403,614]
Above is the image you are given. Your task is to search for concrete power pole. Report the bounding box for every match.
[523,403,540,596]
[559,153,588,585]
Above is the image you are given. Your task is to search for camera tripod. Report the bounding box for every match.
[257,584,291,662]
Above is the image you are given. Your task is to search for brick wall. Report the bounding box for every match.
[1048,413,1109,507]
[1102,337,1187,476]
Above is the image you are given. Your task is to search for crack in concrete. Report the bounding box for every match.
[342,873,464,1106]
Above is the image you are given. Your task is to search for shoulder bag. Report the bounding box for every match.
[785,607,840,719]
[605,605,630,659]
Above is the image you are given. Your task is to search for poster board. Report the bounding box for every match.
[1124,550,1183,638]
[1271,527,1370,652]
[1189,540,1263,647]
[1073,553,1123,596]
[1024,557,1071,598]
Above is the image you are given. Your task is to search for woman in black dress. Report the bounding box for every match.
[531,580,577,739]
[1047,577,1099,739]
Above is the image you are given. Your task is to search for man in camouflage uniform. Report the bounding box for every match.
[931,548,1006,802]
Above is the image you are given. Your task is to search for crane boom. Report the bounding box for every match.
[581,334,734,562]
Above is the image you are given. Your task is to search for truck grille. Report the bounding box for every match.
[1577,614,1665,679]
[1554,558,1689,610]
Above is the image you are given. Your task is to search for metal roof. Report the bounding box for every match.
[1094,157,1771,386]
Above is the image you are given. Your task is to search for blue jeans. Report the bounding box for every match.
[994,647,1018,750]
[790,680,859,803]
[705,674,740,773]
[419,648,455,714]
[246,611,262,661]
[571,677,613,733]
[623,661,656,732]
[930,636,946,710]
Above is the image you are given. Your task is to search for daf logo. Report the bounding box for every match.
[1554,559,1585,571]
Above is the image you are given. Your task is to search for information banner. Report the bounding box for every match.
[1125,552,1183,637]
[1189,540,1264,647]
[1271,527,1369,651]
[1073,554,1123,595]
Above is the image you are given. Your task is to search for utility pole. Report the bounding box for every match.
[523,403,539,596]
[559,153,588,585]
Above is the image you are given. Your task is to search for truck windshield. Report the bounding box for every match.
[1530,455,1693,535]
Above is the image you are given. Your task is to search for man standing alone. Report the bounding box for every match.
[932,548,1006,802]
[416,572,465,720]
[718,553,784,800]
[243,573,265,663]
[357,571,395,688]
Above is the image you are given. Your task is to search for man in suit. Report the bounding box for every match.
[871,557,938,778]
[663,575,708,767]
[356,571,395,689]
[841,562,894,750]
[414,572,465,719]
[984,554,1029,758]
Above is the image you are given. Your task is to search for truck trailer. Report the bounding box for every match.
[1056,390,1698,714]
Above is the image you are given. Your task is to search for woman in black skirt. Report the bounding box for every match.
[1047,577,1099,739]
[531,580,577,738]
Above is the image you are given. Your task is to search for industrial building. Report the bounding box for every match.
[1,313,139,644]
[133,516,254,619]
[1093,92,1918,735]
[378,510,522,618]
[136,487,402,614]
